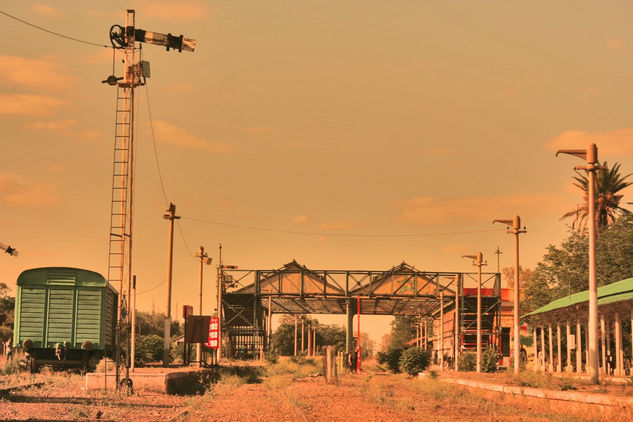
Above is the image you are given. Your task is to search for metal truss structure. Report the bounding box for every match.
[220,260,501,359]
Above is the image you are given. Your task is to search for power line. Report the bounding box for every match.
[180,216,506,238]
[137,279,166,295]
[0,9,109,48]
[143,84,170,206]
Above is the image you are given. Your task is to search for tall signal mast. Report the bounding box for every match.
[103,9,195,387]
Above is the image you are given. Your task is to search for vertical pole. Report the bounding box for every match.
[454,274,460,369]
[576,319,582,373]
[630,308,633,377]
[267,296,273,352]
[163,202,179,366]
[615,311,623,377]
[301,318,305,353]
[606,318,611,373]
[585,318,590,374]
[196,246,205,367]
[131,275,136,372]
[540,326,546,371]
[346,300,354,354]
[476,253,482,373]
[600,314,606,375]
[313,327,317,356]
[439,290,444,370]
[548,324,553,372]
[586,145,599,383]
[356,296,361,373]
[513,217,522,375]
[556,323,562,373]
[294,316,298,357]
[533,326,538,371]
[566,320,571,372]
[307,323,312,357]
[217,243,222,362]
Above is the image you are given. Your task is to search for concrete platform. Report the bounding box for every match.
[85,367,217,394]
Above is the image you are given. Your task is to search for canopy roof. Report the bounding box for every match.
[524,277,633,318]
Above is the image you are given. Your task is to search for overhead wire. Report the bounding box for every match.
[0,9,109,48]
[180,216,506,238]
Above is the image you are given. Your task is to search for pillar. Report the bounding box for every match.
[566,320,572,373]
[585,318,590,375]
[346,300,354,354]
[294,316,297,357]
[307,324,312,357]
[533,326,538,371]
[301,318,305,353]
[576,319,582,373]
[615,311,623,377]
[540,326,546,371]
[439,291,444,370]
[548,324,554,372]
[600,314,606,375]
[556,323,562,373]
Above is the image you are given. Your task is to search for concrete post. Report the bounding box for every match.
[600,315,606,375]
[307,324,312,357]
[540,326,546,371]
[533,326,538,371]
[556,323,562,373]
[439,290,444,370]
[548,324,554,372]
[566,320,571,373]
[585,318,590,375]
[294,316,298,357]
[576,319,582,373]
[454,274,460,369]
[301,319,305,353]
[346,300,354,354]
[615,312,623,377]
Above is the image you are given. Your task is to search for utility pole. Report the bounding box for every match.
[196,246,211,367]
[556,143,603,384]
[163,202,180,365]
[493,216,527,375]
[463,252,486,373]
[494,247,502,274]
[131,275,136,372]
[217,243,223,362]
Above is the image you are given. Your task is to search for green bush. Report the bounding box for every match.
[481,347,499,373]
[135,334,164,365]
[377,347,403,373]
[458,351,476,371]
[399,347,430,376]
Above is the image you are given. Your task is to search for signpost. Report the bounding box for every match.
[182,305,193,364]
[208,316,220,349]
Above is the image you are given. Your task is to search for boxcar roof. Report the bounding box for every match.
[17,267,117,292]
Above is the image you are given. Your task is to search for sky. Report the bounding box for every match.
[1,1,632,345]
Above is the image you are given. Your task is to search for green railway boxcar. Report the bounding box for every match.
[13,267,118,371]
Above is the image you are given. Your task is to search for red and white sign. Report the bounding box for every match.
[207,316,219,349]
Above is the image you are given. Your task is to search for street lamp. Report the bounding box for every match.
[493,215,527,374]
[195,246,212,367]
[556,143,603,384]
[462,252,486,373]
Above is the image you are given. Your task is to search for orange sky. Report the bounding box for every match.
[1,1,632,343]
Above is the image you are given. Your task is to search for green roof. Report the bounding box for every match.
[524,277,633,318]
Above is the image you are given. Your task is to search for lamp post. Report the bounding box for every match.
[463,252,486,372]
[556,143,603,384]
[493,215,527,374]
[195,246,212,367]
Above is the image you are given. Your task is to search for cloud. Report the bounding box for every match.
[394,194,570,225]
[152,121,235,153]
[31,4,60,17]
[545,128,633,157]
[292,215,309,224]
[163,83,195,94]
[0,55,74,91]
[25,119,78,131]
[0,94,67,116]
[315,222,355,231]
[0,174,57,207]
[135,0,210,22]
[607,38,625,51]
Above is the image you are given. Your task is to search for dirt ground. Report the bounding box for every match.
[0,358,631,421]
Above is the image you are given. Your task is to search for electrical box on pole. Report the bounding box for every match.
[103,9,195,387]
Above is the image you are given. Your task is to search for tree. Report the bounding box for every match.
[0,283,14,342]
[399,347,430,376]
[561,162,632,231]
[388,315,418,349]
[271,316,346,355]
[522,214,633,314]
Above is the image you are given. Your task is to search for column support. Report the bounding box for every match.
[566,320,571,373]
[556,323,562,373]
[600,314,606,375]
[548,324,554,372]
[615,311,623,377]
[576,319,582,373]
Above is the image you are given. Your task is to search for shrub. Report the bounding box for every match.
[458,351,476,371]
[135,334,164,365]
[399,347,430,376]
[481,347,499,373]
[377,347,403,373]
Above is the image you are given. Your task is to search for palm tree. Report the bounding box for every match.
[561,162,632,231]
